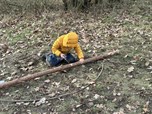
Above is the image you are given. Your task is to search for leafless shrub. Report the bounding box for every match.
[0,0,138,14]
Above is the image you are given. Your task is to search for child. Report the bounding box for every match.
[43,32,84,66]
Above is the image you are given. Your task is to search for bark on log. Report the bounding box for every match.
[0,50,119,89]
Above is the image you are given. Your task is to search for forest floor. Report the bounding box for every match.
[0,1,152,114]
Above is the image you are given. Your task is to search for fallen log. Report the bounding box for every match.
[0,50,119,89]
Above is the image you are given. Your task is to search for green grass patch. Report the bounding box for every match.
[7,28,31,45]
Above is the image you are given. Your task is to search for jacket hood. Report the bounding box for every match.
[63,32,78,47]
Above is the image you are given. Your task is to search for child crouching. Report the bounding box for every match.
[43,32,84,66]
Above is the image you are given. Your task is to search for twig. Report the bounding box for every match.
[0,62,104,103]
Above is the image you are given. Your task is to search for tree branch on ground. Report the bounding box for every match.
[0,50,119,89]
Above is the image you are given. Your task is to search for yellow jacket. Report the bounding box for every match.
[52,32,84,59]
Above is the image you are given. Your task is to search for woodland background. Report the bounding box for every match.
[0,0,152,113]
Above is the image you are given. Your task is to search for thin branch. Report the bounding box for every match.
[0,62,104,103]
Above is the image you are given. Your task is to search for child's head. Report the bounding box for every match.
[63,32,78,47]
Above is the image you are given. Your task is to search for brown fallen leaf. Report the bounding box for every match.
[0,44,8,53]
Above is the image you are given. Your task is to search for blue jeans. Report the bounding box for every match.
[46,53,77,66]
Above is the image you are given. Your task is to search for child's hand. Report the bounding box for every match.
[79,58,84,63]
[60,53,66,59]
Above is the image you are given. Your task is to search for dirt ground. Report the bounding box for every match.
[0,1,152,114]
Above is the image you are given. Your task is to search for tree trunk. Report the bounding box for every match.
[0,50,119,89]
